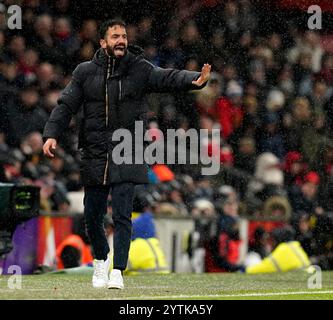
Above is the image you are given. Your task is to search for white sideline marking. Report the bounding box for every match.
[114,290,333,300]
[1,288,333,299]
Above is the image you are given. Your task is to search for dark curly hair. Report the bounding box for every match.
[99,18,126,39]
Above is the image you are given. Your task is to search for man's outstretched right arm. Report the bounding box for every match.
[43,65,84,158]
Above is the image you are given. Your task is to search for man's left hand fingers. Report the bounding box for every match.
[192,64,211,86]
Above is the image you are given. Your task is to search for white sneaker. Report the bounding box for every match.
[107,269,124,289]
[92,257,110,288]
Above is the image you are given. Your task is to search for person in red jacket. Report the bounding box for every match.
[216,80,244,140]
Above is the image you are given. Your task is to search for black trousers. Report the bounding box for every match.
[83,183,135,270]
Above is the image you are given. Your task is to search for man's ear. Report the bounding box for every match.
[100,38,106,49]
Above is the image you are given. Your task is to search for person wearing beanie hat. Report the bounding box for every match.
[288,171,322,216]
[304,171,320,185]
[283,151,306,186]
[226,80,243,98]
[265,88,285,112]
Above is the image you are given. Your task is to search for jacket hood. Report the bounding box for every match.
[128,44,144,56]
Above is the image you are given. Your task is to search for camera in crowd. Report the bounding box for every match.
[0,183,40,256]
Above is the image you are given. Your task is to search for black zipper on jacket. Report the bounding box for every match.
[103,57,115,185]
[119,79,122,101]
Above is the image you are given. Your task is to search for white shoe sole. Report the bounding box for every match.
[92,282,107,289]
[107,283,124,290]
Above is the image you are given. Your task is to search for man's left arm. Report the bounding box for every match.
[145,62,211,93]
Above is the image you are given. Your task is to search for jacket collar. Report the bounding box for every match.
[92,45,144,77]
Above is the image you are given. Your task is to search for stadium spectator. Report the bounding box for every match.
[258,112,285,160]
[248,227,270,259]
[216,80,244,140]
[288,171,322,217]
[56,233,93,269]
[233,137,256,174]
[0,85,47,147]
[246,153,286,211]
[189,198,217,273]
[294,213,314,257]
[283,151,306,186]
[56,216,94,269]
[206,187,244,272]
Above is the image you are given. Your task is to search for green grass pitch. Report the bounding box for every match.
[0,271,333,300]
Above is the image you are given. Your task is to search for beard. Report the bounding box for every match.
[106,44,128,58]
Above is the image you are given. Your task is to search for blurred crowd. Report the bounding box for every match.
[0,0,333,271]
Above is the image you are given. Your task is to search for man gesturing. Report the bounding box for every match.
[43,19,210,289]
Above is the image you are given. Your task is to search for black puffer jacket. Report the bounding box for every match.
[43,46,204,186]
